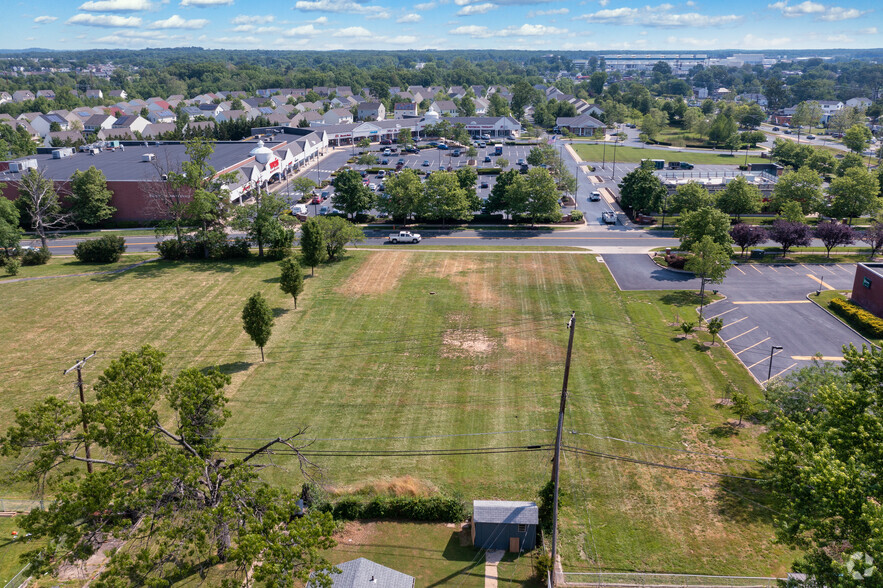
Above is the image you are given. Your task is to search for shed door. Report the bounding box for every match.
[509,536,519,553]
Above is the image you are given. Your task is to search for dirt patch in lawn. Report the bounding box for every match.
[329,476,437,497]
[334,520,379,547]
[442,329,497,358]
[501,325,561,359]
[337,251,411,296]
[423,256,504,307]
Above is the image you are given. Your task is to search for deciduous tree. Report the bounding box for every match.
[828,167,882,223]
[618,166,666,214]
[843,123,873,154]
[768,219,812,257]
[730,223,768,258]
[333,169,375,219]
[676,206,733,250]
[279,255,305,309]
[316,216,365,261]
[685,235,731,320]
[231,191,290,258]
[421,171,471,223]
[15,167,70,249]
[0,194,22,256]
[770,167,824,214]
[814,221,855,258]
[716,176,762,221]
[380,169,423,222]
[299,217,326,276]
[242,291,274,362]
[859,220,883,259]
[669,182,715,214]
[69,166,116,226]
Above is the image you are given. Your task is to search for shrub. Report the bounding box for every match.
[156,239,186,260]
[220,237,251,259]
[535,552,553,581]
[829,298,883,338]
[21,247,51,266]
[5,258,21,276]
[265,228,295,261]
[570,210,584,222]
[332,497,363,521]
[326,494,466,522]
[476,168,503,175]
[664,254,687,269]
[73,235,126,263]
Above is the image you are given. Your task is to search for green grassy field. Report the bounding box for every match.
[0,254,155,281]
[572,144,768,166]
[0,250,793,577]
[0,518,36,586]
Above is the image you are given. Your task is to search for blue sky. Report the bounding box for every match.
[7,0,882,52]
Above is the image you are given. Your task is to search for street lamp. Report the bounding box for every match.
[767,345,783,382]
[611,135,620,181]
[602,135,607,169]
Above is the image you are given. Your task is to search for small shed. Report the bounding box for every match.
[310,558,415,588]
[472,500,538,553]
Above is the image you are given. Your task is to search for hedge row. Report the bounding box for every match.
[74,235,126,263]
[320,494,466,523]
[829,297,883,338]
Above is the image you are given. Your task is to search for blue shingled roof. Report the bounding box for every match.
[473,500,538,525]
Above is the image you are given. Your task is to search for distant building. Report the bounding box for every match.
[357,102,385,121]
[556,114,605,136]
[851,263,883,319]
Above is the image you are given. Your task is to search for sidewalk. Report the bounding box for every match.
[484,549,505,588]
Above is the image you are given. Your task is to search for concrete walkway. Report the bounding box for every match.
[484,550,505,588]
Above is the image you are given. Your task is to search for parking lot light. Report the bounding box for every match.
[767,345,784,382]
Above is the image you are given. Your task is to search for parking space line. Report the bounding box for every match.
[732,300,811,304]
[767,265,779,273]
[838,264,855,274]
[766,363,798,382]
[806,274,835,290]
[730,264,746,275]
[750,265,763,274]
[706,308,737,320]
[736,336,771,356]
[783,266,798,273]
[800,264,812,272]
[720,316,748,329]
[724,326,758,343]
[747,348,783,369]
[791,355,844,361]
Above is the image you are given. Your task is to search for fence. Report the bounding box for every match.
[656,170,779,184]
[2,564,30,588]
[0,498,45,513]
[559,572,782,588]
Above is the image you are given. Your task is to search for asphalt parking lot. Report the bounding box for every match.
[603,254,869,383]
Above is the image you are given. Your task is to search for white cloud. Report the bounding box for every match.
[818,6,865,20]
[205,35,261,44]
[386,34,418,43]
[858,26,878,34]
[67,13,143,26]
[396,12,422,21]
[285,23,321,35]
[598,0,609,5]
[337,25,373,36]
[313,16,329,22]
[415,1,436,8]
[149,14,209,28]
[457,3,497,15]
[666,35,718,46]
[742,33,792,47]
[231,14,275,24]
[685,0,695,5]
[78,0,155,11]
[180,0,233,6]
[528,7,568,15]
[768,0,867,20]
[578,4,741,27]
[449,24,491,36]
[825,33,850,41]
[233,24,254,31]
[33,15,58,23]
[450,22,567,36]
[294,0,389,16]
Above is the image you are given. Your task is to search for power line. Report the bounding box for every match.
[566,430,756,462]
[220,428,555,442]
[218,443,554,458]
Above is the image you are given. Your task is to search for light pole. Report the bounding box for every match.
[611,135,620,181]
[602,135,607,169]
[767,345,783,382]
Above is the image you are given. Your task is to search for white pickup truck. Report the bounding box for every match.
[388,231,422,244]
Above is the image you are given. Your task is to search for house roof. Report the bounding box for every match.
[312,558,415,588]
[473,500,538,525]
[359,102,383,110]
[556,114,604,129]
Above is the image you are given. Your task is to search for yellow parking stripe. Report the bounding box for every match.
[731,264,746,275]
[724,326,758,343]
[750,265,763,274]
[736,336,771,355]
[706,308,737,320]
[719,316,748,329]
[747,348,783,369]
[732,300,810,304]
[766,363,799,382]
[791,355,844,361]
[806,274,835,290]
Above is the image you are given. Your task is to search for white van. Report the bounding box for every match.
[291,204,308,215]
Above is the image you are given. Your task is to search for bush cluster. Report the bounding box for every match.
[570,210,584,222]
[664,254,687,269]
[156,235,251,261]
[21,247,51,266]
[73,235,127,263]
[320,494,466,523]
[829,297,883,338]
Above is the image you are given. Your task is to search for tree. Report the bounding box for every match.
[740,130,766,147]
[589,71,607,95]
[618,166,666,214]
[356,152,378,166]
[669,182,715,215]
[495,157,509,169]
[231,191,290,258]
[843,123,873,154]
[69,166,116,226]
[707,317,723,345]
[676,206,734,251]
[333,169,375,219]
[291,176,317,200]
[730,391,751,426]
[279,255,305,309]
[764,345,883,585]
[488,93,510,117]
[685,235,731,321]
[730,223,768,258]
[716,176,763,221]
[0,345,336,586]
[814,221,855,258]
[828,167,882,224]
[457,96,475,116]
[299,217,326,276]
[0,195,22,257]
[357,137,371,148]
[380,169,423,221]
[768,219,812,257]
[15,167,70,249]
[836,152,865,177]
[522,168,562,225]
[317,216,365,261]
[780,200,806,223]
[484,169,526,219]
[806,150,837,177]
[421,171,471,223]
[771,139,814,170]
[397,128,413,148]
[860,219,883,259]
[679,321,694,339]
[708,114,737,146]
[242,292,274,362]
[791,100,822,140]
[770,167,824,214]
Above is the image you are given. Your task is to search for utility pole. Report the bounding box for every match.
[550,312,576,583]
[64,351,97,474]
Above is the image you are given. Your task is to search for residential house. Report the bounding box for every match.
[448,85,467,99]
[83,114,116,133]
[216,109,254,123]
[737,93,768,108]
[181,106,203,119]
[357,102,385,121]
[312,86,331,96]
[335,86,353,97]
[141,123,177,139]
[12,90,35,102]
[429,100,457,116]
[108,90,127,100]
[47,130,85,146]
[198,103,222,117]
[394,102,418,118]
[30,113,70,137]
[818,100,844,122]
[265,111,293,125]
[147,109,176,124]
[308,558,414,588]
[846,97,872,109]
[556,114,605,136]
[319,108,354,125]
[36,90,55,100]
[97,128,136,141]
[293,110,322,126]
[472,500,538,552]
[85,89,104,100]
[473,97,490,115]
[0,92,11,105]
[111,115,149,135]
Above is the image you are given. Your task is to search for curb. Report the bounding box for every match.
[805,291,879,350]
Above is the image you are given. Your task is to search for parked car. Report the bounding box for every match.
[438,144,449,150]
[380,139,392,145]
[422,160,431,167]
[484,156,492,163]
[481,134,491,140]
[319,206,329,215]
[377,170,386,178]
[807,134,816,140]
[480,181,489,189]
[368,183,377,191]
[381,159,389,165]
[772,126,780,131]
[784,129,792,134]
[405,146,419,153]
[602,211,617,224]
[360,170,368,177]
[589,191,602,202]
[517,158,525,165]
[311,196,322,204]
[397,158,405,164]
[388,230,421,244]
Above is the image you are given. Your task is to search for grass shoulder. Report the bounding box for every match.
[0,254,156,281]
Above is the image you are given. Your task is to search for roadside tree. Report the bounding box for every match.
[380,169,423,222]
[676,206,733,250]
[770,139,814,170]
[231,191,290,259]
[618,166,666,214]
[333,169,375,219]
[716,176,762,221]
[317,216,365,261]
[15,167,70,249]
[768,219,812,257]
[770,167,824,214]
[484,170,526,219]
[791,101,822,140]
[828,167,882,224]
[279,255,305,309]
[836,152,865,177]
[299,217,327,276]
[730,224,768,258]
[522,167,562,225]
[708,114,737,146]
[780,200,807,223]
[242,291,274,362]
[806,150,837,177]
[291,177,317,201]
[0,195,22,257]
[69,166,116,226]
[860,220,883,259]
[421,171,471,223]
[669,182,715,215]
[843,123,873,154]
[814,221,855,258]
[685,235,731,321]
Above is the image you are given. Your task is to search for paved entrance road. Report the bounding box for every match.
[603,253,869,383]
